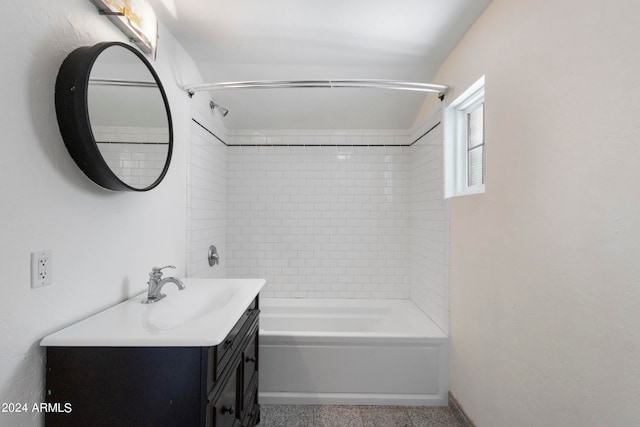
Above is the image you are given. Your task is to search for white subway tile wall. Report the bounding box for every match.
[408,119,450,334]
[186,118,228,278]
[94,125,169,188]
[226,137,412,299]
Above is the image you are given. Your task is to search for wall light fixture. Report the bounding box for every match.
[89,0,158,57]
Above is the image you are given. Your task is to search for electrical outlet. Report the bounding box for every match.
[31,250,52,288]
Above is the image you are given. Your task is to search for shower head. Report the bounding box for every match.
[209,100,229,117]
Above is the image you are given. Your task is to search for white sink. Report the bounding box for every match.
[40,278,265,347]
[142,282,235,331]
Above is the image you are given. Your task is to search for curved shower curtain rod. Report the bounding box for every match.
[184,79,449,99]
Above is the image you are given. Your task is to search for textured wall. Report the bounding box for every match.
[0,2,205,425]
[426,0,640,425]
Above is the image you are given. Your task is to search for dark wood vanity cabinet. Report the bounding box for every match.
[45,297,260,427]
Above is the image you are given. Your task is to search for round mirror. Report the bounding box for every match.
[55,42,173,191]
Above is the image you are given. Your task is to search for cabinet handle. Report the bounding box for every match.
[223,339,233,349]
[221,406,234,415]
[245,356,256,363]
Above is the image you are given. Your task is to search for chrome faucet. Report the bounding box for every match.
[141,265,185,304]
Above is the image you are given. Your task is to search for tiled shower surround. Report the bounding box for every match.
[187,117,228,279]
[226,144,411,299]
[407,120,450,333]
[187,117,450,333]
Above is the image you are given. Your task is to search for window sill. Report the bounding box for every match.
[446,184,485,199]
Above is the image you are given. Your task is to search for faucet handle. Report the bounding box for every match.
[152,265,176,272]
[150,265,176,277]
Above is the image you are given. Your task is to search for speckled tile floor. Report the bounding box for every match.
[260,405,462,427]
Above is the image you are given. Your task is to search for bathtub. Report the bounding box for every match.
[258,298,449,406]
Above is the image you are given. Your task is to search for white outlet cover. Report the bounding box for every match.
[31,250,52,288]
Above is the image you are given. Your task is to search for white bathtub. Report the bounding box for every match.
[258,298,449,406]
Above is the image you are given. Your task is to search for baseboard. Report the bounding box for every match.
[260,391,448,406]
[448,391,476,427]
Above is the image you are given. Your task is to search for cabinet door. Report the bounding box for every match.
[208,362,240,427]
[207,298,259,393]
[242,331,258,397]
[45,347,203,427]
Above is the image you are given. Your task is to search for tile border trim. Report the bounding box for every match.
[196,119,441,148]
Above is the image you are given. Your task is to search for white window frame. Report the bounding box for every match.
[444,76,485,198]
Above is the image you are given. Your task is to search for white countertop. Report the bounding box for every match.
[40,278,266,347]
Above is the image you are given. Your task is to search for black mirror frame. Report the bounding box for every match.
[55,42,173,191]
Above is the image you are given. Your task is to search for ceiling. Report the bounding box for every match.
[148,0,492,130]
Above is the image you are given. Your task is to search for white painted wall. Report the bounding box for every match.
[0,2,205,425]
[420,0,640,425]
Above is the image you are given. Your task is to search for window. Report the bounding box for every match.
[444,76,485,198]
